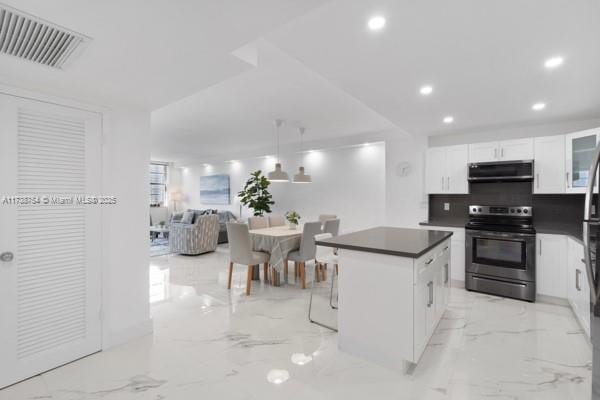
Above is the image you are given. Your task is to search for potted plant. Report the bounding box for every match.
[159,221,166,229]
[238,170,275,216]
[285,211,301,230]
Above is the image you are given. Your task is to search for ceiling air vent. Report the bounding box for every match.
[0,3,90,69]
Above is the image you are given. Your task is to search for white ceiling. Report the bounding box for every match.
[1,0,599,162]
[151,39,397,162]
[0,0,327,109]
[266,0,600,136]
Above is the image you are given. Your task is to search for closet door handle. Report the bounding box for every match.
[576,269,581,291]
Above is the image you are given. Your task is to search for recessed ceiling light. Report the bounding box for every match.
[544,56,564,69]
[532,102,546,111]
[419,85,433,96]
[443,116,454,124]
[368,16,386,31]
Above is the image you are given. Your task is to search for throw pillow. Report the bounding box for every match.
[180,211,194,224]
[171,213,183,223]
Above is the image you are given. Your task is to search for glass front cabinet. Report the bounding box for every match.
[565,128,600,193]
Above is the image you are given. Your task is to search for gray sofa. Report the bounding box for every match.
[169,213,219,255]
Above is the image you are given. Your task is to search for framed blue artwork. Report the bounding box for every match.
[200,174,230,205]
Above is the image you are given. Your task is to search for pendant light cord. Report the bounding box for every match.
[275,119,283,163]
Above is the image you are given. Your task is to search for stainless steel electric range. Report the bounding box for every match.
[465,205,536,302]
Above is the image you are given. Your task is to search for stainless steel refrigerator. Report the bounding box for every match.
[583,144,600,399]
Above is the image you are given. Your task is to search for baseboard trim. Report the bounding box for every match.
[536,294,569,306]
[102,317,154,350]
[451,279,465,289]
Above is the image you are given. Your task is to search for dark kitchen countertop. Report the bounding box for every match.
[315,226,453,258]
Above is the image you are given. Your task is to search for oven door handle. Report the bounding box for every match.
[468,231,533,240]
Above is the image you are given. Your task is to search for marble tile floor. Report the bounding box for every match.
[0,245,592,400]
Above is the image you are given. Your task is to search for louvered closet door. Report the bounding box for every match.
[0,94,101,388]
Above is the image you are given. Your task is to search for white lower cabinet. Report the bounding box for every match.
[536,234,568,298]
[337,239,451,370]
[413,240,450,362]
[567,237,591,338]
[421,226,465,282]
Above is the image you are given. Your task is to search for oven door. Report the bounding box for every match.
[466,229,536,282]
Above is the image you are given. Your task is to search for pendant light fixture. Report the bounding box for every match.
[293,127,312,183]
[267,119,290,182]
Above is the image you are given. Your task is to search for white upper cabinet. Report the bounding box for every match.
[534,135,566,193]
[426,145,468,194]
[468,141,498,163]
[446,145,469,193]
[565,128,600,193]
[500,138,534,161]
[469,139,534,163]
[426,147,446,193]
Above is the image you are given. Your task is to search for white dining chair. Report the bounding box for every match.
[308,233,339,331]
[287,221,322,289]
[318,214,337,223]
[226,222,270,295]
[248,216,268,230]
[268,214,285,227]
[323,219,340,236]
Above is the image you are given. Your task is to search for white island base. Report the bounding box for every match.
[337,238,451,372]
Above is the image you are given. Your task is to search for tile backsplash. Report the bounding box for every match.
[429,181,587,226]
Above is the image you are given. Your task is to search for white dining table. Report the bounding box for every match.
[249,225,302,286]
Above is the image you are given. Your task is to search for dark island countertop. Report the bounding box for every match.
[418,218,467,228]
[315,226,453,258]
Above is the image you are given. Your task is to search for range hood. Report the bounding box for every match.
[468,160,534,182]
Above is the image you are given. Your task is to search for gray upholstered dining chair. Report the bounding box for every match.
[318,214,337,223]
[323,219,340,236]
[248,216,269,230]
[226,222,270,295]
[309,233,339,331]
[268,214,285,227]
[287,221,322,289]
[319,218,340,281]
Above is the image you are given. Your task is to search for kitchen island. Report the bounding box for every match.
[315,226,453,371]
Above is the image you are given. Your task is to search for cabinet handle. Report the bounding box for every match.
[536,173,539,189]
[447,176,450,191]
[443,246,449,251]
[444,263,449,284]
[576,269,581,291]
[501,148,505,158]
[427,281,433,307]
[566,172,570,188]
[539,239,541,256]
[425,258,434,265]
[494,148,498,159]
[441,177,444,191]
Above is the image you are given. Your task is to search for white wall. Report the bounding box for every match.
[178,143,386,233]
[101,110,153,348]
[384,133,428,228]
[428,117,600,147]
